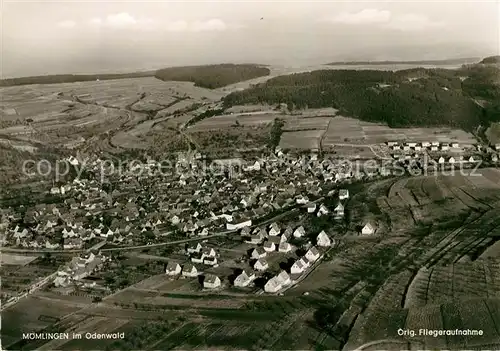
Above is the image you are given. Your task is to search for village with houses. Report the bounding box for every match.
[1,135,498,308]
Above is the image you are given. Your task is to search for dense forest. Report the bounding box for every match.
[0,71,156,87]
[154,64,270,89]
[223,63,500,131]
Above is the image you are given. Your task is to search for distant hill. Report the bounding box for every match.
[326,58,480,66]
[0,71,156,87]
[480,56,500,64]
[223,59,500,131]
[154,64,270,89]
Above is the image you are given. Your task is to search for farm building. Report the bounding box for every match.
[251,247,267,259]
[361,222,376,235]
[339,189,349,200]
[165,262,181,276]
[279,242,292,253]
[293,226,306,238]
[254,258,269,271]
[263,241,276,252]
[203,275,221,289]
[234,270,255,287]
[182,264,198,277]
[317,231,331,247]
[305,247,320,263]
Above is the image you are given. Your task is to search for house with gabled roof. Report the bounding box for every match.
[278,241,292,253]
[317,230,331,247]
[234,270,255,287]
[251,247,267,259]
[254,258,269,271]
[263,241,276,252]
[166,262,181,276]
[361,222,376,235]
[305,246,320,263]
[293,226,306,238]
[203,274,221,289]
[182,264,198,277]
[264,277,282,293]
[268,222,281,236]
[339,189,349,200]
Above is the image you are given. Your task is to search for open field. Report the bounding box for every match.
[280,130,324,150]
[1,253,38,266]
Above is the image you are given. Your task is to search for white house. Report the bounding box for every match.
[496,144,500,151]
[438,157,445,164]
[182,264,198,277]
[333,202,344,218]
[166,262,181,276]
[468,156,477,163]
[305,247,320,263]
[278,242,292,253]
[203,275,221,289]
[361,222,376,235]
[316,230,331,247]
[264,277,282,293]
[227,219,252,231]
[317,204,329,217]
[187,243,203,254]
[451,142,459,148]
[254,258,269,271]
[291,259,307,274]
[293,226,306,238]
[268,222,281,236]
[234,270,255,287]
[263,241,276,252]
[339,189,349,200]
[199,228,209,236]
[251,248,267,259]
[449,157,456,164]
[203,256,218,266]
[276,271,291,286]
[306,202,317,213]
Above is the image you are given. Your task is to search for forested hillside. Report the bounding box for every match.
[223,63,500,131]
[155,64,270,89]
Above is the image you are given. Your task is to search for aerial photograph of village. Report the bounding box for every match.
[1,1,499,350]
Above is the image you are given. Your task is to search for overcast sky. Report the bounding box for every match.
[1,0,499,77]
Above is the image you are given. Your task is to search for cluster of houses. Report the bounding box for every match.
[2,149,370,250]
[53,252,109,289]
[387,141,462,153]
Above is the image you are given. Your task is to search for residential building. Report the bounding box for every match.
[166,262,181,276]
[182,264,198,277]
[254,258,269,271]
[203,275,221,289]
[316,231,331,247]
